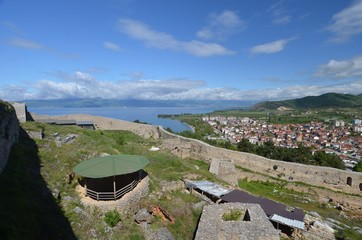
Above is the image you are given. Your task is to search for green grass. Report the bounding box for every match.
[222,209,243,221]
[104,210,121,227]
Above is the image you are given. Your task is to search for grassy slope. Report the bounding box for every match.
[0,100,14,118]
[0,122,217,239]
[1,121,361,239]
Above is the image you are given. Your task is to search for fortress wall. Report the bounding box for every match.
[11,102,27,123]
[158,128,362,194]
[30,113,161,139]
[0,102,19,175]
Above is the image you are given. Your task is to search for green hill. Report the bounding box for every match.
[253,93,362,110]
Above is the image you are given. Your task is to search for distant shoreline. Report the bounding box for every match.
[27,106,212,133]
[182,121,195,133]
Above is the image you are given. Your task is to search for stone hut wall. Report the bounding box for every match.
[195,203,279,240]
[158,127,362,194]
[81,176,149,214]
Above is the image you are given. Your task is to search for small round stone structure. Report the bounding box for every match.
[73,154,149,201]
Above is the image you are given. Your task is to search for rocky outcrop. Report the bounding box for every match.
[0,100,20,174]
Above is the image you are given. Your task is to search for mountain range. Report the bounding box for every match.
[252,93,362,110]
[18,92,362,110]
[22,98,255,109]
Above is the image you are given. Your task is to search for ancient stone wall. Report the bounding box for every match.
[158,128,362,194]
[195,203,279,240]
[0,101,19,174]
[30,113,160,139]
[11,102,27,123]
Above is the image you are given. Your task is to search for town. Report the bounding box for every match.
[203,115,362,169]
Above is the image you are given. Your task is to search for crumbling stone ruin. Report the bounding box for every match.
[11,102,27,123]
[195,203,279,240]
[209,159,238,186]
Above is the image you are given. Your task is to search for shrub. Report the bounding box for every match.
[104,210,121,227]
[222,209,243,221]
[116,135,126,145]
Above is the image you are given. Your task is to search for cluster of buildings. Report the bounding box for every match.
[203,116,362,167]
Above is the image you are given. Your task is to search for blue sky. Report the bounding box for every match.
[1,0,362,101]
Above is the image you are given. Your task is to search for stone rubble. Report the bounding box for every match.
[134,208,153,224]
[55,133,78,147]
[138,221,175,240]
[302,213,336,240]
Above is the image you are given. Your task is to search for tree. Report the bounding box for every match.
[237,138,255,153]
[256,140,275,158]
[353,161,362,172]
[313,151,345,170]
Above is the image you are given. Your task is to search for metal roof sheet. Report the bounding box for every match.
[187,180,231,197]
[270,214,305,230]
[73,154,149,178]
[221,190,305,222]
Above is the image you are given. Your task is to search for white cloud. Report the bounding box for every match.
[2,71,362,102]
[9,37,44,49]
[1,21,21,34]
[250,38,294,54]
[267,0,291,25]
[117,18,235,57]
[103,41,122,51]
[327,0,362,43]
[315,55,362,79]
[0,85,34,100]
[47,71,96,83]
[196,10,244,41]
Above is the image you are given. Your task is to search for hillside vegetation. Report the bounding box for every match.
[253,93,362,110]
[0,100,14,117]
[0,122,217,240]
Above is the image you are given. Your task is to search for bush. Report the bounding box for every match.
[116,135,126,145]
[104,210,121,227]
[222,209,243,221]
[353,161,362,172]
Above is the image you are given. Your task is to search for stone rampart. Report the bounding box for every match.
[81,176,149,214]
[30,113,161,139]
[158,128,362,194]
[0,101,20,175]
[11,102,27,123]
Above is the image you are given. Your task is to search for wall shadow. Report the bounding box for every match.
[0,128,76,240]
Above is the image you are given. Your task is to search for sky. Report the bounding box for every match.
[1,0,362,102]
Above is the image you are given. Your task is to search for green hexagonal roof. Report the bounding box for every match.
[73,154,149,178]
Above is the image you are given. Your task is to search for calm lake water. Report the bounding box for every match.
[28,107,219,132]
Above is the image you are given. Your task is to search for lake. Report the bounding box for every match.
[28,107,219,132]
